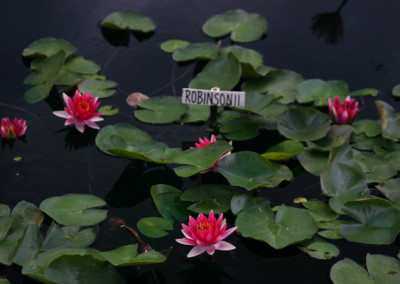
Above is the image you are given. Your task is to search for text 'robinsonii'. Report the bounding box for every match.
[182,88,245,107]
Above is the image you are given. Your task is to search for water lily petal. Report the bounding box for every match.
[53,111,70,119]
[215,240,236,251]
[187,246,207,258]
[176,238,197,246]
[74,122,85,133]
[206,245,216,255]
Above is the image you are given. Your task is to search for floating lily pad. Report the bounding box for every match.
[95,123,152,155]
[98,105,119,116]
[302,200,338,222]
[45,255,124,284]
[392,84,400,97]
[179,104,210,123]
[13,224,42,266]
[62,56,100,74]
[230,194,270,215]
[77,79,117,98]
[217,110,242,125]
[172,42,218,62]
[101,10,155,32]
[296,79,349,105]
[236,205,317,249]
[160,39,190,53]
[219,117,259,140]
[22,37,76,58]
[277,107,331,141]
[353,150,397,183]
[42,223,96,250]
[221,46,263,69]
[261,140,304,161]
[351,119,381,137]
[39,194,108,226]
[8,201,43,241]
[173,142,233,177]
[181,184,236,213]
[321,163,368,213]
[0,239,19,265]
[242,64,275,78]
[24,51,65,103]
[298,148,329,176]
[135,96,189,124]
[375,100,400,141]
[216,151,276,190]
[340,198,400,245]
[376,178,400,204]
[306,125,354,152]
[0,205,9,217]
[233,93,279,114]
[242,70,304,104]
[331,254,400,284]
[299,236,339,260]
[202,9,267,43]
[100,244,166,266]
[189,53,241,91]
[137,217,173,238]
[349,88,379,97]
[150,184,191,223]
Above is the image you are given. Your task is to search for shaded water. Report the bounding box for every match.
[1,0,400,283]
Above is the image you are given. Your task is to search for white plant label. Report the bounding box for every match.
[182,88,245,107]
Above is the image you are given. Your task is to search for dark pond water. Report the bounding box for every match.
[1,0,400,283]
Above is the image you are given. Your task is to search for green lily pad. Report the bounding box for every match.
[261,140,304,161]
[298,148,329,176]
[331,254,400,284]
[340,198,400,245]
[242,70,304,104]
[0,205,9,217]
[242,64,275,78]
[302,200,338,222]
[236,205,317,249]
[299,236,339,260]
[108,140,181,164]
[220,46,263,69]
[95,123,152,155]
[22,37,76,58]
[0,278,10,284]
[39,194,108,226]
[296,79,349,105]
[392,84,400,97]
[160,39,190,53]
[7,201,43,241]
[321,163,369,213]
[22,247,105,282]
[217,110,242,125]
[0,239,19,265]
[230,194,270,215]
[352,119,381,137]
[45,255,124,284]
[0,217,13,241]
[135,96,189,124]
[353,150,397,183]
[307,125,354,151]
[277,107,331,141]
[98,105,119,116]
[349,88,379,97]
[351,133,385,151]
[42,223,96,250]
[137,217,173,238]
[172,42,218,62]
[100,244,166,266]
[180,184,236,213]
[220,117,259,140]
[62,56,100,75]
[216,151,276,190]
[24,50,65,103]
[179,104,210,123]
[173,141,233,177]
[77,79,117,98]
[12,224,42,266]
[249,103,290,130]
[376,178,400,204]
[150,184,191,223]
[189,53,241,91]
[375,100,400,141]
[202,9,267,43]
[101,10,155,32]
[233,93,279,114]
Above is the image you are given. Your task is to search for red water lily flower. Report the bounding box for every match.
[191,135,231,173]
[53,90,103,133]
[0,117,27,139]
[328,96,359,124]
[176,210,237,257]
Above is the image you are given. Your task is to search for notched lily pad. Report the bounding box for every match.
[100,244,166,266]
[137,217,173,238]
[172,42,218,62]
[101,10,156,32]
[202,9,267,43]
[261,140,304,161]
[39,194,108,226]
[22,37,76,58]
[160,39,190,53]
[299,236,339,260]
[77,79,117,98]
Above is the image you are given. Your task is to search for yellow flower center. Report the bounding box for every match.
[197,221,212,232]
[78,101,90,112]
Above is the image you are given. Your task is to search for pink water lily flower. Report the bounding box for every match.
[328,96,359,124]
[191,135,231,173]
[53,90,103,133]
[0,117,27,139]
[176,210,237,258]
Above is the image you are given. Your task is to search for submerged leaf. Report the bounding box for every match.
[101,10,155,32]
